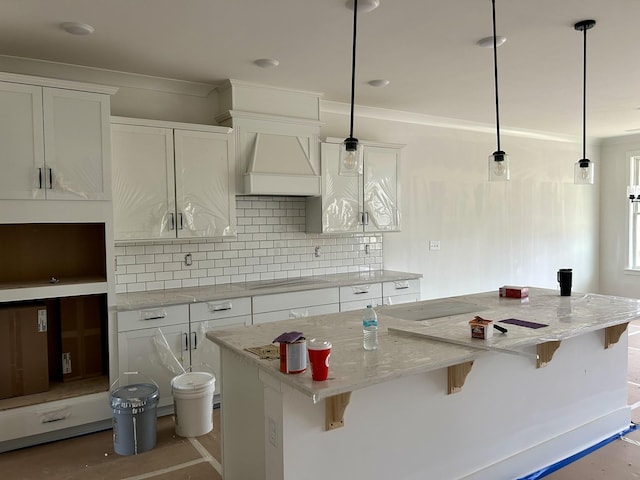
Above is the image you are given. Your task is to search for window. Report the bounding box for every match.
[630,153,640,270]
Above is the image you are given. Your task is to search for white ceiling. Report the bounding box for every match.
[2,0,639,139]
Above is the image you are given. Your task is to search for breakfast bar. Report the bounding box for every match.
[206,289,640,480]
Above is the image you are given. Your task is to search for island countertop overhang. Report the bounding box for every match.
[206,288,640,402]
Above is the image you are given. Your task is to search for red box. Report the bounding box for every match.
[499,286,529,298]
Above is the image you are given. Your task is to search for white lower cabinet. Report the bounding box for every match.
[382,279,421,305]
[252,288,340,324]
[339,283,383,312]
[189,298,251,397]
[116,305,189,408]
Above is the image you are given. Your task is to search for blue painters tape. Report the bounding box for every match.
[517,423,638,480]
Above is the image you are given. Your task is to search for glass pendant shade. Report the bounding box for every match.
[488,151,510,182]
[574,159,594,185]
[339,137,361,176]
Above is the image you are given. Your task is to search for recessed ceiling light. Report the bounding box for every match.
[346,0,380,13]
[368,79,390,87]
[477,35,506,48]
[60,22,95,36]
[254,58,280,69]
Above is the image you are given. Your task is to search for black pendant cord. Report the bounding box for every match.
[581,25,587,161]
[349,0,358,139]
[492,0,501,153]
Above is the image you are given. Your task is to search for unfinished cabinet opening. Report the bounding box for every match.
[0,294,109,410]
[0,223,106,287]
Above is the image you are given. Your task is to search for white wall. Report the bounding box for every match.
[1,57,604,300]
[320,110,600,299]
[599,134,640,298]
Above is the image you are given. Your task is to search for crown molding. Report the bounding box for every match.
[0,55,216,97]
[320,100,586,144]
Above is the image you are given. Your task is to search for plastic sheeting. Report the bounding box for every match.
[320,142,400,233]
[111,124,235,241]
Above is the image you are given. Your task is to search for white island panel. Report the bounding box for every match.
[209,288,638,480]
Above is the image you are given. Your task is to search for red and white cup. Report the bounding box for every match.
[307,339,332,381]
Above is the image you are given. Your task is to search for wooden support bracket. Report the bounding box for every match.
[447,361,474,394]
[537,341,561,368]
[605,323,629,349]
[325,392,352,431]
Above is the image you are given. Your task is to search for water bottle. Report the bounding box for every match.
[363,305,378,351]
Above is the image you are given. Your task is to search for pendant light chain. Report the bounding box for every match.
[492,0,501,153]
[349,0,358,139]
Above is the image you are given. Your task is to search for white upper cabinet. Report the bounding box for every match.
[111,117,236,242]
[0,82,44,199]
[0,75,115,201]
[43,88,112,200]
[306,139,403,234]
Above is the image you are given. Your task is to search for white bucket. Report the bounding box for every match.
[171,371,216,437]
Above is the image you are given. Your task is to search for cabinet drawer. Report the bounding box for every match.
[252,288,339,314]
[382,279,420,297]
[189,297,251,322]
[253,303,339,325]
[382,293,420,306]
[339,283,382,304]
[117,304,188,332]
[340,298,383,312]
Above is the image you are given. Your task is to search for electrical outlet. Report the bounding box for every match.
[429,240,441,251]
[268,416,278,446]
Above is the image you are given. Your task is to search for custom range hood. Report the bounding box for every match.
[215,80,323,196]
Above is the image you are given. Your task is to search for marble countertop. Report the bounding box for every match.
[206,309,480,402]
[384,289,640,357]
[115,269,422,311]
[206,288,640,402]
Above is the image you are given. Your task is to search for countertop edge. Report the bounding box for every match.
[114,270,422,312]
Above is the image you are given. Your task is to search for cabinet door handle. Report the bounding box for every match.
[48,168,53,189]
[361,212,369,226]
[38,168,43,189]
[208,301,232,312]
[191,331,198,350]
[140,310,167,321]
[353,285,370,294]
[183,332,189,351]
[169,213,175,231]
[178,213,184,230]
[394,281,410,290]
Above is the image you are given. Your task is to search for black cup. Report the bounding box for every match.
[557,268,572,296]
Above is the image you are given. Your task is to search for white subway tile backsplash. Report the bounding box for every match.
[115,196,383,292]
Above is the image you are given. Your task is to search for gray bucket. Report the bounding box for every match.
[110,382,159,455]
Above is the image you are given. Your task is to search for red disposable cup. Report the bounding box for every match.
[307,339,332,381]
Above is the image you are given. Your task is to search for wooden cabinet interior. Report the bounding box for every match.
[0,294,108,406]
[0,223,106,285]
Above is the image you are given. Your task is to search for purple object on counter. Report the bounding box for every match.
[499,318,548,329]
[273,331,305,344]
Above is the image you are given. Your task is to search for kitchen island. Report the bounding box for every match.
[206,289,640,480]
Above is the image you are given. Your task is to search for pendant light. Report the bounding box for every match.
[340,0,361,176]
[574,20,596,185]
[488,0,509,182]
